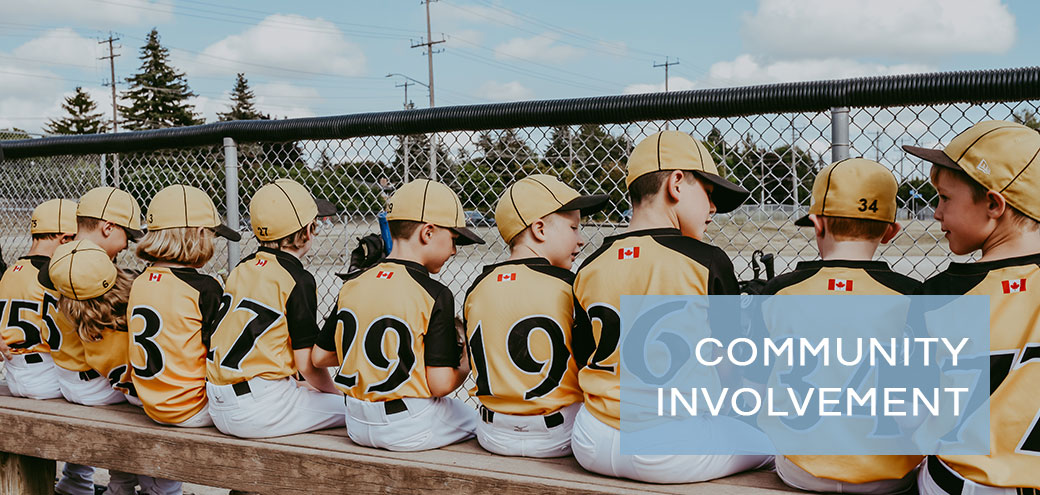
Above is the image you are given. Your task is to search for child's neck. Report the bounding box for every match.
[817,239,879,262]
[979,227,1040,262]
[151,261,195,269]
[26,239,60,258]
[627,204,679,233]
[507,243,542,262]
[388,241,432,271]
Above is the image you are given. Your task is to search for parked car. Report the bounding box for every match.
[465,210,496,227]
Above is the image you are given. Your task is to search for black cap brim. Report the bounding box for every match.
[692,171,750,214]
[125,227,144,242]
[315,198,338,217]
[212,224,242,242]
[451,226,485,246]
[558,194,610,216]
[794,215,813,227]
[902,145,960,171]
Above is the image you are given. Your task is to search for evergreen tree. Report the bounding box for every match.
[391,133,452,181]
[1014,109,1040,130]
[45,87,106,135]
[218,73,264,121]
[121,28,203,130]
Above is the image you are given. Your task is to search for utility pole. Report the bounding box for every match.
[396,80,415,183]
[99,33,121,186]
[653,57,679,129]
[411,0,445,180]
[789,116,805,209]
[868,130,882,162]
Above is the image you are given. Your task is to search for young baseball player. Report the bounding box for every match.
[462,174,607,457]
[0,199,76,400]
[36,187,142,495]
[206,178,345,438]
[759,158,923,494]
[312,178,484,451]
[129,185,240,428]
[50,239,180,495]
[570,130,772,483]
[903,120,1040,493]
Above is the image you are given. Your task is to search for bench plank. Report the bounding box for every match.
[0,452,54,495]
[0,397,796,494]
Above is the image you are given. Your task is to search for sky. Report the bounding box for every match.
[1,0,1038,136]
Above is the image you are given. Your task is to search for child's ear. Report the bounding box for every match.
[880,222,902,244]
[665,170,686,202]
[101,221,115,237]
[985,190,1008,219]
[418,223,436,245]
[529,219,548,243]
[808,214,826,238]
[60,234,75,244]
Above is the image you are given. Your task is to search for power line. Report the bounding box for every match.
[99,32,120,134]
[411,0,445,180]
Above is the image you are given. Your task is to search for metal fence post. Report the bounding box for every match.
[223,137,241,270]
[830,107,850,162]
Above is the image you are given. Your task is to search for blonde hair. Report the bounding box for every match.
[259,221,315,251]
[136,227,215,267]
[59,269,133,342]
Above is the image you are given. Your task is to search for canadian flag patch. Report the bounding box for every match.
[1002,278,1027,293]
[828,279,853,292]
[497,273,516,282]
[256,259,267,267]
[618,247,640,260]
[376,271,394,280]
[149,273,162,282]
[11,265,21,272]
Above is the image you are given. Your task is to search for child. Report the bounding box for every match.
[904,120,1040,493]
[312,178,484,451]
[0,199,77,399]
[49,239,179,495]
[129,185,240,427]
[463,174,607,457]
[570,130,772,482]
[206,178,344,438]
[761,158,923,493]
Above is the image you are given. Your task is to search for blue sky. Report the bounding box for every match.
[2,0,1037,135]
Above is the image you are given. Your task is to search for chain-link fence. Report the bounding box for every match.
[2,67,1039,392]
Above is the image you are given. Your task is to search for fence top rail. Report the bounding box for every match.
[3,66,1040,160]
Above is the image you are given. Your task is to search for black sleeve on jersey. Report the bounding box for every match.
[37,259,55,290]
[528,264,576,285]
[315,304,339,353]
[761,267,820,295]
[866,270,920,295]
[707,248,739,295]
[284,268,321,350]
[171,269,223,349]
[425,286,461,367]
[571,295,594,370]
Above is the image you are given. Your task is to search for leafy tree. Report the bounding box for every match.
[218,73,264,121]
[121,28,203,130]
[392,133,452,182]
[45,87,106,135]
[476,129,536,182]
[1013,109,1040,130]
[0,128,31,141]
[897,177,937,212]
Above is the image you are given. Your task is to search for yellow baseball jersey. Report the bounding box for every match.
[463,258,582,416]
[129,266,222,424]
[82,327,135,396]
[36,258,90,372]
[572,228,739,429]
[315,259,461,402]
[207,248,321,385]
[762,260,923,484]
[0,256,67,356]
[917,253,1040,489]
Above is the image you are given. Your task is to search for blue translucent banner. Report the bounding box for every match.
[618,295,990,455]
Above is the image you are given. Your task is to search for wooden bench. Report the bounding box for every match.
[0,395,799,494]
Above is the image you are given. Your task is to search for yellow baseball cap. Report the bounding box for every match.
[903,120,1040,222]
[794,158,898,227]
[494,174,609,243]
[386,179,485,245]
[31,199,77,235]
[48,239,117,301]
[626,130,750,213]
[77,187,143,241]
[147,185,241,241]
[249,178,337,241]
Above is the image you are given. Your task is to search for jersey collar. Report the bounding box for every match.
[480,257,551,274]
[795,259,891,271]
[257,246,303,270]
[385,258,430,276]
[945,252,1040,274]
[603,227,681,242]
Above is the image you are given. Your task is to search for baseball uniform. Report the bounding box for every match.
[0,256,66,399]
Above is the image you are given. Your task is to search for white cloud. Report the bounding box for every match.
[623,77,697,95]
[5,0,173,27]
[742,0,1016,58]
[252,82,320,119]
[191,14,366,78]
[700,55,933,88]
[12,29,98,69]
[494,34,584,64]
[475,81,534,101]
